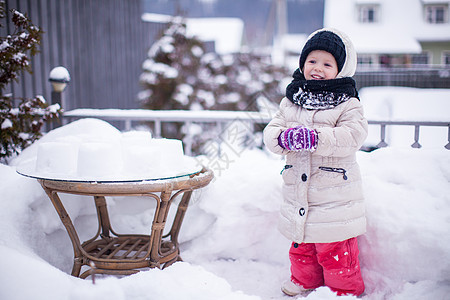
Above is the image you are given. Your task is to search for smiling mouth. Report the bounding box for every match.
[311,74,324,80]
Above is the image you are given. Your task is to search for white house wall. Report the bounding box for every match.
[324,0,450,55]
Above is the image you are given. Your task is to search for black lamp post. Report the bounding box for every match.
[49,66,70,129]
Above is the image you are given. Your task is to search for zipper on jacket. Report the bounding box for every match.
[319,167,348,180]
[280,165,293,175]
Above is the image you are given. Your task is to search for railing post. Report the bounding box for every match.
[125,120,132,131]
[376,124,388,148]
[183,121,193,156]
[411,125,422,148]
[217,121,225,157]
[154,120,161,138]
[446,125,450,150]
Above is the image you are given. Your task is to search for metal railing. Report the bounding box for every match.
[62,109,450,154]
[354,66,450,89]
[367,120,450,150]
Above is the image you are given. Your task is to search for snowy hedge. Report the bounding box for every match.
[0,1,60,162]
[138,17,288,152]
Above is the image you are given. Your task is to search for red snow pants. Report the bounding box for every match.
[289,237,365,296]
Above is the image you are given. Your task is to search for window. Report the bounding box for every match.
[424,5,448,23]
[443,52,450,65]
[357,54,373,65]
[358,5,380,23]
[411,53,430,65]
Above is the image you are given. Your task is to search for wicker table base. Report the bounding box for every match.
[38,168,213,278]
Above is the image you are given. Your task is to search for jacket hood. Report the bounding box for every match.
[301,28,357,78]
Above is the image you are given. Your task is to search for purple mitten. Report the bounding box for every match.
[278,126,318,151]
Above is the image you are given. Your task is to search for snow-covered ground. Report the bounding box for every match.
[360,87,450,149]
[1,111,449,299]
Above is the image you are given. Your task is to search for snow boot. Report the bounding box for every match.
[281,280,313,297]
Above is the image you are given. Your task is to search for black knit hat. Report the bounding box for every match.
[299,30,346,73]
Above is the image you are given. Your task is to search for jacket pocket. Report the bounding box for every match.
[281,164,296,185]
[318,166,348,180]
[311,165,350,188]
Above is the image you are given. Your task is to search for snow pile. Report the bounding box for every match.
[1,118,450,300]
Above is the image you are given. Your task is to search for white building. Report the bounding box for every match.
[142,13,244,55]
[324,0,450,68]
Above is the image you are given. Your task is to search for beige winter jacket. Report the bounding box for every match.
[263,28,368,243]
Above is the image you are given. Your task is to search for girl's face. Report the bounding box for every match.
[303,50,339,80]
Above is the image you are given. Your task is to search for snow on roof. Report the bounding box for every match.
[141,13,173,23]
[186,18,244,54]
[142,13,244,54]
[420,0,450,4]
[271,34,308,67]
[324,0,450,54]
[354,0,381,3]
[280,34,308,54]
[348,28,422,54]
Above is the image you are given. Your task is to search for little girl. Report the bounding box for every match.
[263,28,367,296]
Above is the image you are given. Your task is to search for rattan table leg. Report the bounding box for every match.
[166,190,192,246]
[94,196,115,238]
[40,184,84,277]
[150,190,174,264]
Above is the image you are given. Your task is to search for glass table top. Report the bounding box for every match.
[16,156,203,183]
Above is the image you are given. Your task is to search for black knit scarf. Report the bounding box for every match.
[286,68,359,110]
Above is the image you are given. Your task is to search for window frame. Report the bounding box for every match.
[442,51,450,65]
[357,4,381,23]
[411,52,431,65]
[424,4,449,24]
[357,54,374,66]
